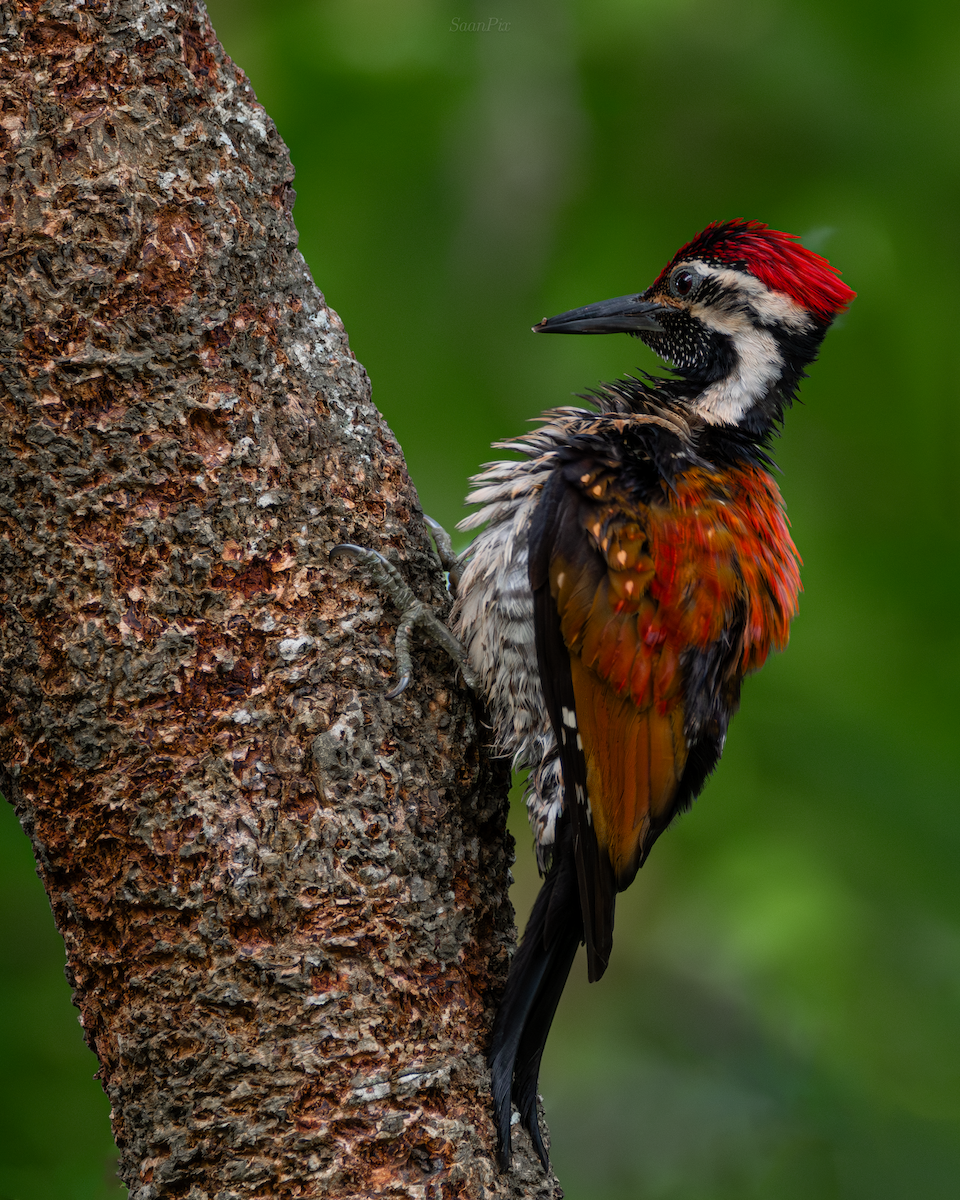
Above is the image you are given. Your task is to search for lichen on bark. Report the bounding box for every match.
[0,2,561,1195]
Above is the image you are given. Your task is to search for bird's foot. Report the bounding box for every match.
[330,523,475,699]
[422,515,463,593]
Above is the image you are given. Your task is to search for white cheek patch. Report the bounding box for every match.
[689,262,814,331]
[682,263,812,426]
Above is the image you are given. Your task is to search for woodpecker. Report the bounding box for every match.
[446,220,855,1169]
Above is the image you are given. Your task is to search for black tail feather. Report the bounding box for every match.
[511,926,580,1168]
[488,822,583,1170]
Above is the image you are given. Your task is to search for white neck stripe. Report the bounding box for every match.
[688,304,784,425]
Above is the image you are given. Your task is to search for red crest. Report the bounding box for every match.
[661,219,856,319]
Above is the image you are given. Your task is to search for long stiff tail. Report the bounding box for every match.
[488,821,584,1170]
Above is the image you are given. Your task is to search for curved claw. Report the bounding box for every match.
[330,542,366,562]
[384,673,411,701]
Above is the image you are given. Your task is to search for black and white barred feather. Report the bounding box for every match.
[451,392,695,866]
[451,410,578,866]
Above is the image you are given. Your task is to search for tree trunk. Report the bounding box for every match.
[0,3,559,1195]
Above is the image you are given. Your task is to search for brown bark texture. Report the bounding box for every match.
[0,2,561,1196]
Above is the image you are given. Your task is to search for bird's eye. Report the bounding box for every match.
[669,268,697,297]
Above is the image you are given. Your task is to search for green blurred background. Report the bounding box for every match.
[3,0,960,1196]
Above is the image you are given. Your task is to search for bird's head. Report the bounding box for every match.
[535,220,855,434]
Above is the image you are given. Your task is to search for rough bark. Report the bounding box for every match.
[0,3,561,1196]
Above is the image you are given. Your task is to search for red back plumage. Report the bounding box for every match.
[660,219,856,320]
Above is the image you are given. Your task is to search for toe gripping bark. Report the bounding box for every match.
[330,519,476,699]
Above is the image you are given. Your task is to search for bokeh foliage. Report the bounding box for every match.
[3,1,959,1196]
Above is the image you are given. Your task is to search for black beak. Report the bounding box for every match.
[533,294,667,335]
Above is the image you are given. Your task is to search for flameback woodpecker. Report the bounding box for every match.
[331,219,853,1171]
[447,220,854,1169]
